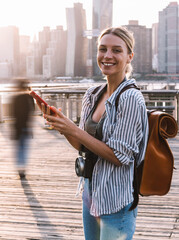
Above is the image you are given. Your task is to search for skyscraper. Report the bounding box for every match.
[92,0,113,31]
[66,3,87,77]
[158,2,179,73]
[0,26,20,78]
[125,21,152,74]
[43,26,67,79]
[39,26,51,75]
[27,26,51,78]
[26,40,42,78]
[92,0,113,76]
[19,35,31,77]
[152,23,158,72]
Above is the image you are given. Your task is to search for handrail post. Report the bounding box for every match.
[0,95,3,123]
[177,91,179,129]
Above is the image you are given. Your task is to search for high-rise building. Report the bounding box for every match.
[38,26,51,75]
[124,21,152,74]
[66,3,87,77]
[27,27,51,78]
[0,63,12,79]
[152,23,158,72]
[43,26,67,79]
[19,35,31,77]
[158,2,179,73]
[26,55,36,78]
[92,0,113,76]
[92,0,113,31]
[26,40,42,78]
[86,38,93,77]
[0,26,20,78]
[39,27,51,57]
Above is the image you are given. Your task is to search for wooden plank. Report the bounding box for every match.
[0,116,178,239]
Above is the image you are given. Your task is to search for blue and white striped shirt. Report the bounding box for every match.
[79,78,149,217]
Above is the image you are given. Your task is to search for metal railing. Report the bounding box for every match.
[1,88,179,128]
[39,89,179,127]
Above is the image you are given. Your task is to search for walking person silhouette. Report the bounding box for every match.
[12,78,35,178]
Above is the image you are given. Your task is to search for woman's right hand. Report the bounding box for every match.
[35,99,57,116]
[43,106,81,150]
[44,107,78,136]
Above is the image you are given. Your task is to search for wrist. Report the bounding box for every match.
[73,126,82,139]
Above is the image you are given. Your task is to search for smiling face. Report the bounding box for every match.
[97,33,133,80]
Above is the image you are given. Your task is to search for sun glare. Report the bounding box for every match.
[0,0,178,39]
[0,0,74,38]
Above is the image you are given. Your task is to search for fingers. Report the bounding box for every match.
[43,108,62,123]
[45,119,63,134]
[45,113,65,133]
[50,106,62,116]
[43,107,66,134]
[41,104,53,115]
[41,103,46,113]
[47,105,51,115]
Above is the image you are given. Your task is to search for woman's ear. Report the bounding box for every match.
[127,52,134,63]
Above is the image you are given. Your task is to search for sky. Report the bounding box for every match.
[0,0,178,39]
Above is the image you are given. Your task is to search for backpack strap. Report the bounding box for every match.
[115,84,140,111]
[115,83,141,211]
[91,84,107,95]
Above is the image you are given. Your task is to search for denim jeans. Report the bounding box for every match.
[82,179,137,240]
[16,132,30,168]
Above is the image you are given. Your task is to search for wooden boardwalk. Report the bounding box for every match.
[0,116,178,240]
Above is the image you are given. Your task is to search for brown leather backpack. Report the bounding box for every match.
[115,84,178,210]
[138,110,178,196]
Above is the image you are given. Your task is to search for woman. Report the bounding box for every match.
[39,26,148,240]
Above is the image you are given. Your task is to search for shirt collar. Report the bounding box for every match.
[90,83,107,107]
[106,78,137,106]
[89,78,137,108]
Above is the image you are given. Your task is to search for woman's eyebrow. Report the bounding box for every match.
[113,45,123,48]
[99,44,123,48]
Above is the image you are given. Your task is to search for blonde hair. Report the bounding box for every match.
[98,26,135,77]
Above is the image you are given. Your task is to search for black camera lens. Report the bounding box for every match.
[75,156,85,176]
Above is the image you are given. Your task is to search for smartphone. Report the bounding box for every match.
[30,90,56,115]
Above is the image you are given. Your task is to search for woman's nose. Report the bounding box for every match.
[104,49,112,58]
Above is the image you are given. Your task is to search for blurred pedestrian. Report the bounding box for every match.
[11,78,35,178]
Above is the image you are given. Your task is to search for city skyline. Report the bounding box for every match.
[0,0,177,39]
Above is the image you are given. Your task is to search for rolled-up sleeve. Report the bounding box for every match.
[106,94,143,165]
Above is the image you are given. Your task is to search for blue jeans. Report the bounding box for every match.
[82,179,137,240]
[16,132,30,168]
